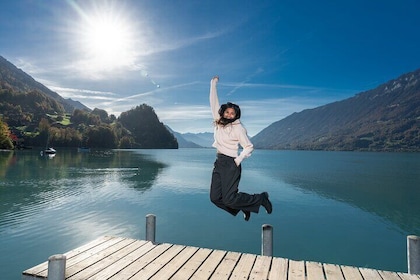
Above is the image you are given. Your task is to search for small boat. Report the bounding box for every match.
[44,147,56,154]
[40,147,56,157]
[41,132,56,157]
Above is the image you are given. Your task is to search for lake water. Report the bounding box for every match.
[1,148,419,279]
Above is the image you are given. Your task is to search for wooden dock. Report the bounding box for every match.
[23,235,420,280]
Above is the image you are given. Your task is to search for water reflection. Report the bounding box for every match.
[0,150,15,178]
[0,149,166,227]
[249,150,420,235]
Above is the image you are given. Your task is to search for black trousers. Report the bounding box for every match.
[210,153,263,215]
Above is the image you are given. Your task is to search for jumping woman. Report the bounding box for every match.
[209,76,272,221]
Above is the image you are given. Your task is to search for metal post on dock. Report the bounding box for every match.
[408,235,420,274]
[47,254,66,280]
[262,224,273,256]
[146,214,156,243]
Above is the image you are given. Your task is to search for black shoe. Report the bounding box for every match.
[243,210,251,221]
[261,192,272,214]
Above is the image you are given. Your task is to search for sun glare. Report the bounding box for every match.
[85,15,131,59]
[74,3,138,74]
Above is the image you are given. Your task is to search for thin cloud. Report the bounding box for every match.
[144,29,231,55]
[227,67,264,95]
[49,86,116,96]
[157,105,209,121]
[105,81,200,104]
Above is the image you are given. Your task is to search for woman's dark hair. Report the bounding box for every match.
[217,102,241,125]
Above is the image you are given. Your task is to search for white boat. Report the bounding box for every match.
[41,132,56,157]
[40,147,56,157]
[44,147,56,154]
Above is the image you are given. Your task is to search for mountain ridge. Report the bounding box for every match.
[252,68,420,151]
[0,56,89,112]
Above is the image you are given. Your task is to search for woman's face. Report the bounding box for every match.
[223,108,236,119]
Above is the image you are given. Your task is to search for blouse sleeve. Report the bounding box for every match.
[209,78,220,120]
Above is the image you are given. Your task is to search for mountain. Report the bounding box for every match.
[166,126,202,148]
[252,68,420,152]
[0,55,90,113]
[166,129,214,148]
[65,98,91,111]
[119,104,178,149]
[181,132,214,148]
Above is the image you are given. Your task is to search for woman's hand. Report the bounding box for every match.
[212,76,219,83]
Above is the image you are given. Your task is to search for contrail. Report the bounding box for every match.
[227,67,264,95]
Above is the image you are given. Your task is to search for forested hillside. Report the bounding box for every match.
[0,55,178,150]
[119,105,178,149]
[0,56,87,113]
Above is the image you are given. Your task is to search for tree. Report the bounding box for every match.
[119,136,135,148]
[92,108,110,123]
[71,109,90,125]
[86,125,117,148]
[0,117,13,149]
[38,117,51,133]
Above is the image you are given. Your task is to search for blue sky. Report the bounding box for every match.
[1,0,420,136]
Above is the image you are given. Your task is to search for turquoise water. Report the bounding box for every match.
[0,148,419,279]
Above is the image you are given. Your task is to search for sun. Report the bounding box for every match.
[87,17,128,58]
[74,4,138,73]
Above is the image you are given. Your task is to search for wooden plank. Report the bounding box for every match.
[22,273,47,280]
[398,272,420,280]
[378,269,405,280]
[23,236,420,280]
[64,236,118,257]
[288,260,305,280]
[230,253,257,279]
[209,251,241,279]
[22,236,115,277]
[249,255,272,280]
[64,237,132,274]
[189,249,227,280]
[66,238,138,279]
[359,267,383,280]
[268,257,288,280]
[169,247,213,280]
[324,263,345,280]
[35,236,130,279]
[306,261,324,280]
[86,240,155,280]
[129,244,186,279]
[108,242,172,279]
[149,245,200,280]
[340,265,363,280]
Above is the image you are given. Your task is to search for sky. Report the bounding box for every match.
[1,0,420,136]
